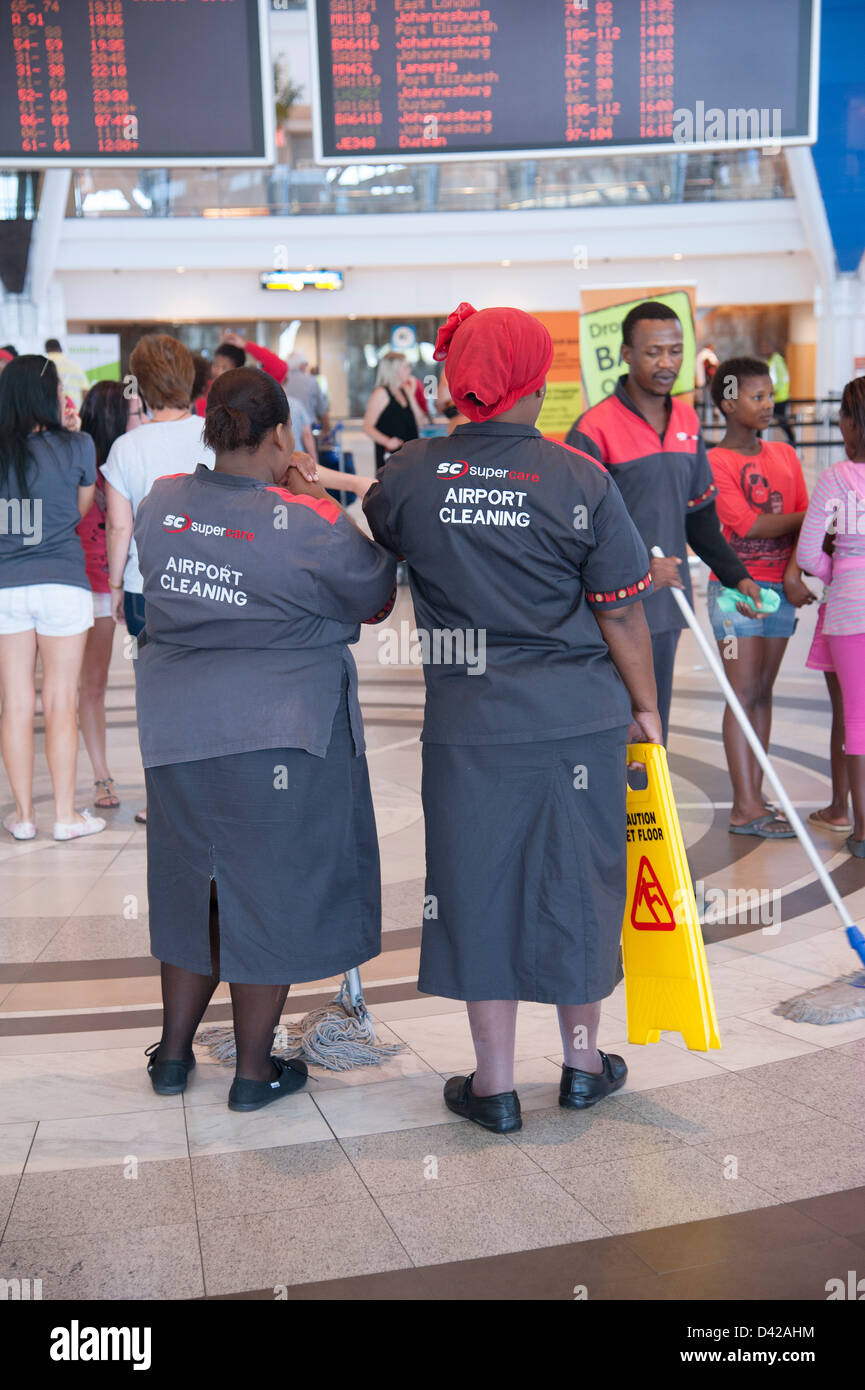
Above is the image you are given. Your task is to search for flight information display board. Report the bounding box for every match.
[312,0,818,162]
[0,0,273,167]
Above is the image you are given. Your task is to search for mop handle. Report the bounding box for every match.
[650,546,856,932]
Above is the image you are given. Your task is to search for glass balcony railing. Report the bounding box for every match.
[0,171,39,220]
[67,148,792,220]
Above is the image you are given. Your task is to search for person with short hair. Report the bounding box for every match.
[759,336,796,447]
[285,348,331,432]
[102,335,213,825]
[566,301,764,742]
[0,355,105,841]
[707,356,815,838]
[102,334,214,639]
[134,367,396,1109]
[44,337,90,410]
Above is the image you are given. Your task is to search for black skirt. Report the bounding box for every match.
[418,726,629,1004]
[144,687,381,984]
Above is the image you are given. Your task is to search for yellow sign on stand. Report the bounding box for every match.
[622,743,721,1051]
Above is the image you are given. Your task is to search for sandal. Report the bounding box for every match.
[94,777,119,810]
[134,808,147,825]
[729,813,796,839]
[809,809,853,835]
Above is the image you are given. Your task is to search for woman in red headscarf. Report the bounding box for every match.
[363,304,662,1133]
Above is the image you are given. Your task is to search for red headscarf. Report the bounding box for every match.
[434,302,553,422]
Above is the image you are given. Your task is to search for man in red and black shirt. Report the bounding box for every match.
[194,334,290,416]
[566,301,763,742]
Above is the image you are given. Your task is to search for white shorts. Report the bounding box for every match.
[91,591,113,620]
[0,583,94,637]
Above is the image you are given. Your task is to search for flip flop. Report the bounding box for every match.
[729,814,796,839]
[809,810,853,834]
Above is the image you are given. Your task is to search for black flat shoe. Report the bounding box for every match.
[145,1042,196,1096]
[559,1051,627,1109]
[443,1073,522,1133]
[847,836,865,859]
[227,1056,308,1112]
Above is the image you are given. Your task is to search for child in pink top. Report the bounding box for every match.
[797,377,865,855]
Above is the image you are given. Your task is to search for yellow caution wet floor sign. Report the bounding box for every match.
[622,743,721,1050]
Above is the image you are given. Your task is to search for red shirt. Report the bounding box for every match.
[76,472,110,593]
[708,440,809,582]
[195,342,288,416]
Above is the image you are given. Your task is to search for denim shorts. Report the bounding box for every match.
[706,580,798,640]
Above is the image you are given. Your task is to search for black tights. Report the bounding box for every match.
[158,882,290,1083]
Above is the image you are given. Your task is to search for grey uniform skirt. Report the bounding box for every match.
[144,683,381,985]
[418,726,629,1005]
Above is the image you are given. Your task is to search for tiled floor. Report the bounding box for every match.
[1,543,865,1300]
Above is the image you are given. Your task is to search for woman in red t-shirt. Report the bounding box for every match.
[78,381,143,809]
[707,357,816,837]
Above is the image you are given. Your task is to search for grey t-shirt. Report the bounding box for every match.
[284,369,328,424]
[0,430,96,590]
[363,422,653,745]
[133,466,397,767]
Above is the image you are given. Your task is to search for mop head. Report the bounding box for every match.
[773,971,865,1025]
[196,997,405,1072]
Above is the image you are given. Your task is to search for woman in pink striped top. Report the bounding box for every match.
[797,377,865,857]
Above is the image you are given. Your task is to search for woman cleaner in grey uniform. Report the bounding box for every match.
[363,304,662,1133]
[134,370,396,1111]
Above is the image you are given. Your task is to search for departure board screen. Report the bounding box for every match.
[312,0,818,162]
[0,0,272,167]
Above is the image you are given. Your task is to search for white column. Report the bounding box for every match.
[815,274,865,399]
[26,169,71,339]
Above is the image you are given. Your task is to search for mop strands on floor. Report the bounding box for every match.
[774,971,865,1025]
[197,971,405,1072]
[652,547,865,1027]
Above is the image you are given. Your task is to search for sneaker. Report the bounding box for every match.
[4,813,36,841]
[227,1056,308,1112]
[53,809,106,841]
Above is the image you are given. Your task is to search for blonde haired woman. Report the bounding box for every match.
[362,351,426,474]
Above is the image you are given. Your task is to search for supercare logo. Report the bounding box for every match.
[162,513,255,542]
[436,460,540,483]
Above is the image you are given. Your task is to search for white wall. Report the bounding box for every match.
[56,199,815,322]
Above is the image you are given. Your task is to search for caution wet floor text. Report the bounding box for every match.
[622,743,721,1050]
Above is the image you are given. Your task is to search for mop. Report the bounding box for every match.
[652,546,865,1024]
[197,967,405,1072]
